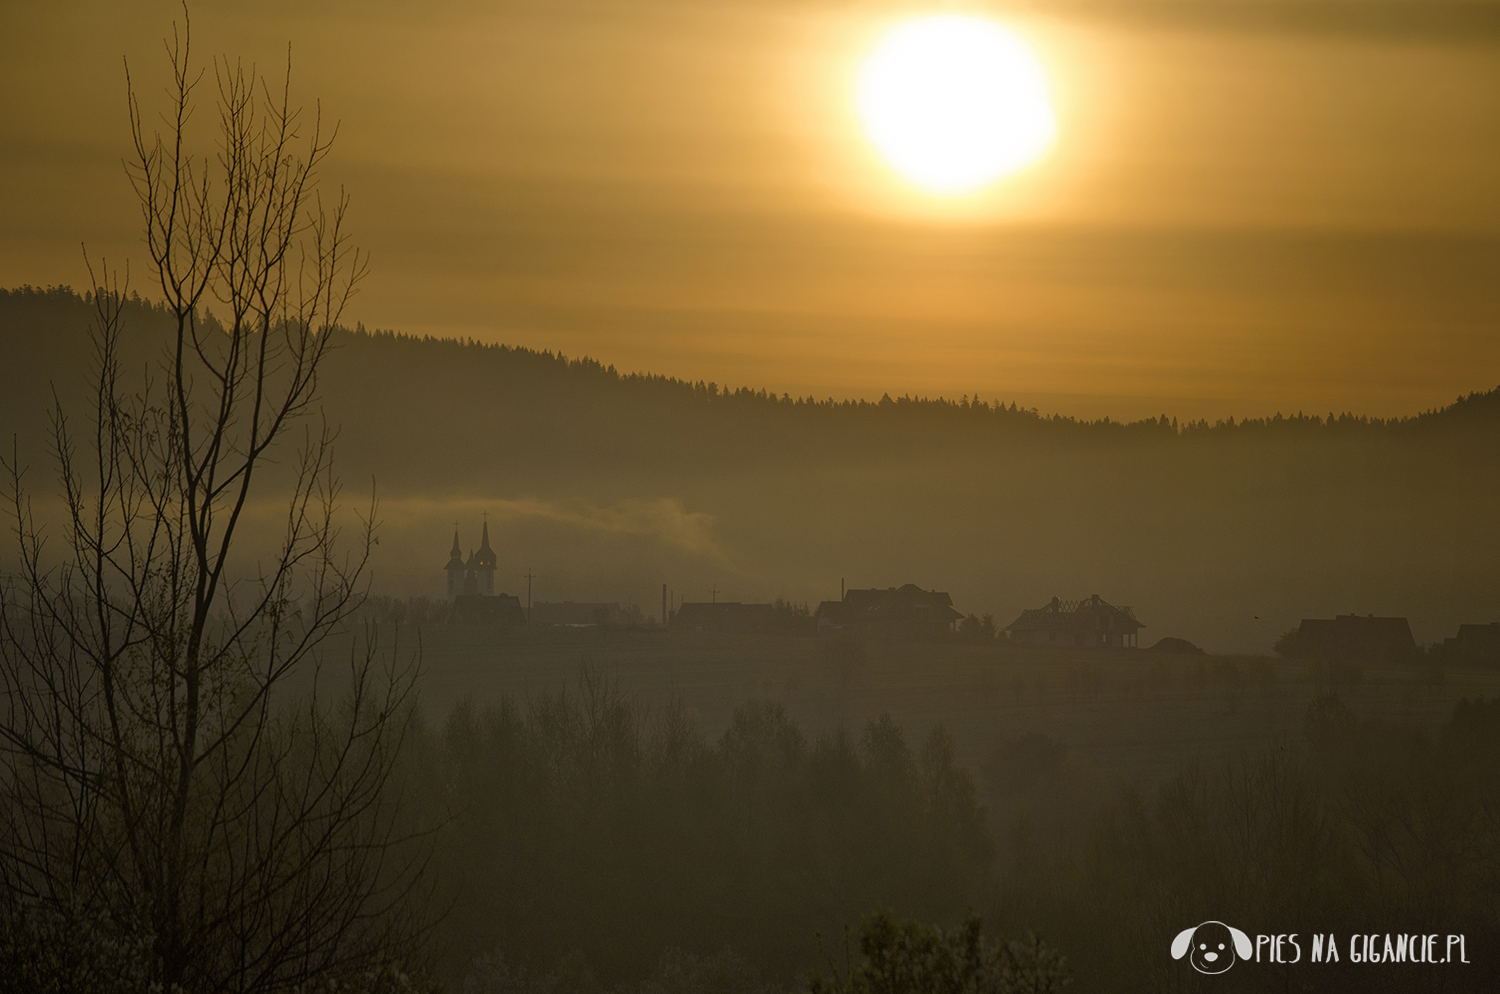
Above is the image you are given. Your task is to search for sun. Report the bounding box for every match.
[857,15,1057,194]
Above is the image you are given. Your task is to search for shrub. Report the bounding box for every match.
[808,910,1069,994]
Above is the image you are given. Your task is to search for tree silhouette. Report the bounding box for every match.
[0,13,427,992]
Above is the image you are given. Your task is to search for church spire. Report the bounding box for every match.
[476,517,497,568]
[445,525,466,599]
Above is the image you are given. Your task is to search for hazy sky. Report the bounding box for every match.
[3,0,1498,419]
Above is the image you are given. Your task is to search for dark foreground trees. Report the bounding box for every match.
[0,16,426,993]
[990,694,1500,993]
[432,672,1003,986]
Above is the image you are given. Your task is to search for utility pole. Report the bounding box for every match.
[525,567,535,622]
[710,584,718,604]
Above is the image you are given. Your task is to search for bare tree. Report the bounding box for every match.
[0,14,427,993]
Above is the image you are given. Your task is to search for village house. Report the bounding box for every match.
[1005,594,1143,649]
[1438,621,1500,665]
[1290,614,1416,664]
[671,601,779,634]
[814,584,964,638]
[530,601,624,626]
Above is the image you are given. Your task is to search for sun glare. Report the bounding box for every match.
[857,15,1056,194]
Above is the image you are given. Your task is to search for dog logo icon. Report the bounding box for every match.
[1171,921,1253,974]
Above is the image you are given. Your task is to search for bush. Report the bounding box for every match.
[0,901,152,994]
[808,910,1069,994]
[959,616,998,644]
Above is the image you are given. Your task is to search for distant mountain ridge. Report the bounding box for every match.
[5,284,1494,450]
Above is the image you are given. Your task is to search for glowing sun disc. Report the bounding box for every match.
[857,15,1057,193]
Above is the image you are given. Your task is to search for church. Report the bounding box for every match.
[444,522,525,623]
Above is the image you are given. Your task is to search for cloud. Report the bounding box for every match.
[375,496,730,563]
[502,497,726,559]
[1009,0,1500,42]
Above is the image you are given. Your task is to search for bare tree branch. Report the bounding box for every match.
[1,11,428,992]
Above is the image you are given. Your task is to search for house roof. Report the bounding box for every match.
[815,584,963,625]
[1297,614,1415,651]
[1455,622,1500,642]
[672,601,779,632]
[1298,614,1413,636]
[675,601,776,619]
[1005,594,1142,633]
[1444,622,1500,653]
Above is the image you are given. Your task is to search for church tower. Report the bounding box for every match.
[475,521,498,596]
[463,549,479,596]
[442,519,525,624]
[445,529,465,599]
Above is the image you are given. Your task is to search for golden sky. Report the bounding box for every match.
[3,0,1498,419]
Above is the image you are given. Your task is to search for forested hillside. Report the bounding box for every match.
[4,284,1498,651]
